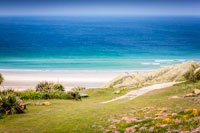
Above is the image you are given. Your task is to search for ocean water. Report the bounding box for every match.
[0,16,200,71]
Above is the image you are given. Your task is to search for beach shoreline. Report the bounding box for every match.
[0,69,148,91]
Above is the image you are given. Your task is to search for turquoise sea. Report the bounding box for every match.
[0,16,200,71]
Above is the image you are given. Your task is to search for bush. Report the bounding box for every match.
[0,73,3,85]
[0,89,15,95]
[50,84,65,92]
[195,69,200,80]
[15,89,72,100]
[35,82,65,92]
[67,91,81,100]
[0,94,26,115]
[35,81,53,92]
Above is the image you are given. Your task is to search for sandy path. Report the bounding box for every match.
[102,82,182,104]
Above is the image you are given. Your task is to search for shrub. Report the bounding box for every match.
[67,87,82,101]
[50,84,65,92]
[72,86,85,92]
[184,71,196,83]
[0,89,15,95]
[35,82,65,92]
[0,73,3,85]
[15,89,72,100]
[35,81,53,92]
[195,69,200,80]
[0,94,26,115]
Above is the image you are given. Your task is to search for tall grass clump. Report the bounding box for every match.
[35,81,65,92]
[0,73,3,85]
[0,94,26,115]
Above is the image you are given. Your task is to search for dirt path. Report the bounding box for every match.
[102,82,182,104]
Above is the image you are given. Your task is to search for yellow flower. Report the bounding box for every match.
[163,118,171,122]
[192,109,198,116]
[183,115,189,119]
[185,109,192,112]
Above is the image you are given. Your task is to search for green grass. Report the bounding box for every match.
[0,82,200,133]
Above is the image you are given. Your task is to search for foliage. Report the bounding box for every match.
[0,73,3,85]
[184,71,196,83]
[35,81,53,92]
[15,89,72,100]
[0,81,200,132]
[35,81,65,92]
[72,86,85,92]
[0,89,15,95]
[0,94,26,115]
[195,69,200,80]
[67,91,81,101]
[102,108,200,133]
[50,84,65,92]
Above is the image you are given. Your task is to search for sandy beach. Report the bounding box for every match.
[0,69,146,91]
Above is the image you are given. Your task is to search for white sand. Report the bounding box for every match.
[0,69,146,91]
[102,81,183,104]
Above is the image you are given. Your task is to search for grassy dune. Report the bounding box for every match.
[0,81,200,132]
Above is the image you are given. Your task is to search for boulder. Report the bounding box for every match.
[80,93,88,97]
[114,90,121,94]
[185,93,195,97]
[193,89,200,95]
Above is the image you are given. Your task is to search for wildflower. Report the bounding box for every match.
[192,109,198,116]
[192,126,200,133]
[163,118,171,122]
[109,125,116,129]
[112,131,120,133]
[139,126,147,131]
[145,116,152,120]
[174,120,182,124]
[184,109,192,112]
[125,127,136,133]
[149,127,154,132]
[100,127,104,131]
[161,107,168,111]
[179,131,190,133]
[172,113,177,116]
[193,117,200,121]
[122,116,138,123]
[156,124,168,128]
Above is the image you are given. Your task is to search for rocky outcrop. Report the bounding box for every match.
[104,61,200,88]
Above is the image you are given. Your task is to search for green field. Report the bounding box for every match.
[0,81,200,133]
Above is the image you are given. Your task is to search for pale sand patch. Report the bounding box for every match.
[0,70,146,91]
[102,82,183,104]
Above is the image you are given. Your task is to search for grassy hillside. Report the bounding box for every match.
[0,81,200,132]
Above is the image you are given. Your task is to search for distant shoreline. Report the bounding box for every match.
[0,69,149,91]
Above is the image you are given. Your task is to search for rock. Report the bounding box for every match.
[169,96,180,99]
[80,93,88,97]
[193,89,200,95]
[104,61,200,88]
[43,102,50,105]
[185,93,195,97]
[114,90,121,94]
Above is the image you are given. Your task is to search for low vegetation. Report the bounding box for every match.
[0,73,3,85]
[0,81,200,132]
[0,94,26,117]
[35,81,65,92]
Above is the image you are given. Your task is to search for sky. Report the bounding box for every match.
[0,0,200,16]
